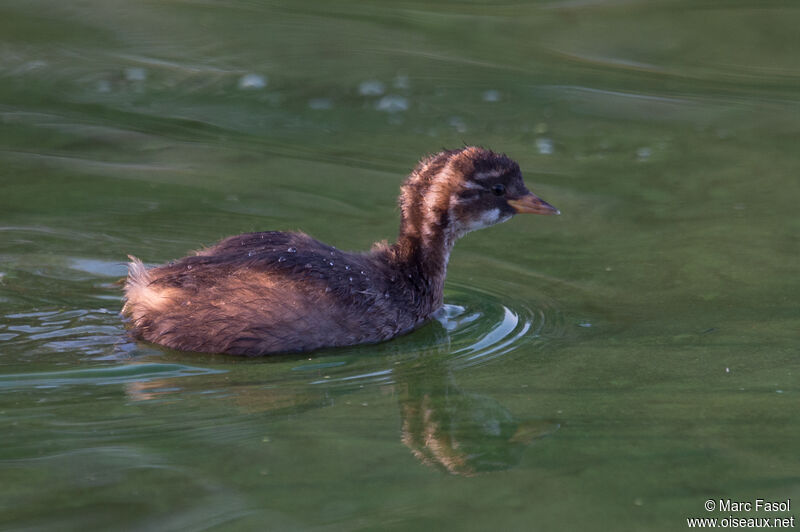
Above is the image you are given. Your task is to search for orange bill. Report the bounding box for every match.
[508,193,560,215]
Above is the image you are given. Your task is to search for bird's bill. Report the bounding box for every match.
[508,193,561,215]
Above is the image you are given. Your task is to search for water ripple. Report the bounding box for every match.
[438,282,564,370]
[1,262,564,393]
[297,281,565,388]
[3,307,125,357]
[0,363,224,391]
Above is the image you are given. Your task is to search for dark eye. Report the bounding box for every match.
[491,184,506,196]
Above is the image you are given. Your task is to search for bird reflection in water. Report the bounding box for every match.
[397,358,558,476]
[125,328,558,476]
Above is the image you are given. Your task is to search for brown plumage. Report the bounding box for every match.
[121,147,559,356]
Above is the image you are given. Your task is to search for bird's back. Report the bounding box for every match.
[123,231,418,355]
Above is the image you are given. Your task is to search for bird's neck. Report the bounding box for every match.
[387,208,458,312]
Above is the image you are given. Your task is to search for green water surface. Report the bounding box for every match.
[1,1,799,530]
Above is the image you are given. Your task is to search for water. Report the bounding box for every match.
[1,1,799,530]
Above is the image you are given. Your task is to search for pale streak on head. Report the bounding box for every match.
[417,149,511,248]
[420,158,459,246]
[474,169,505,181]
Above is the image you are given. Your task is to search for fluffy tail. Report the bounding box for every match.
[127,255,150,285]
[122,255,152,319]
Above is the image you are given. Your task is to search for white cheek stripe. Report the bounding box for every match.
[481,208,501,225]
[461,208,503,234]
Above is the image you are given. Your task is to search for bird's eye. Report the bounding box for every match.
[491,184,506,196]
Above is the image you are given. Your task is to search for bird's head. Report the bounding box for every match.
[399,146,559,245]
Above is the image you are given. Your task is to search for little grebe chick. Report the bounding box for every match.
[122,147,559,356]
